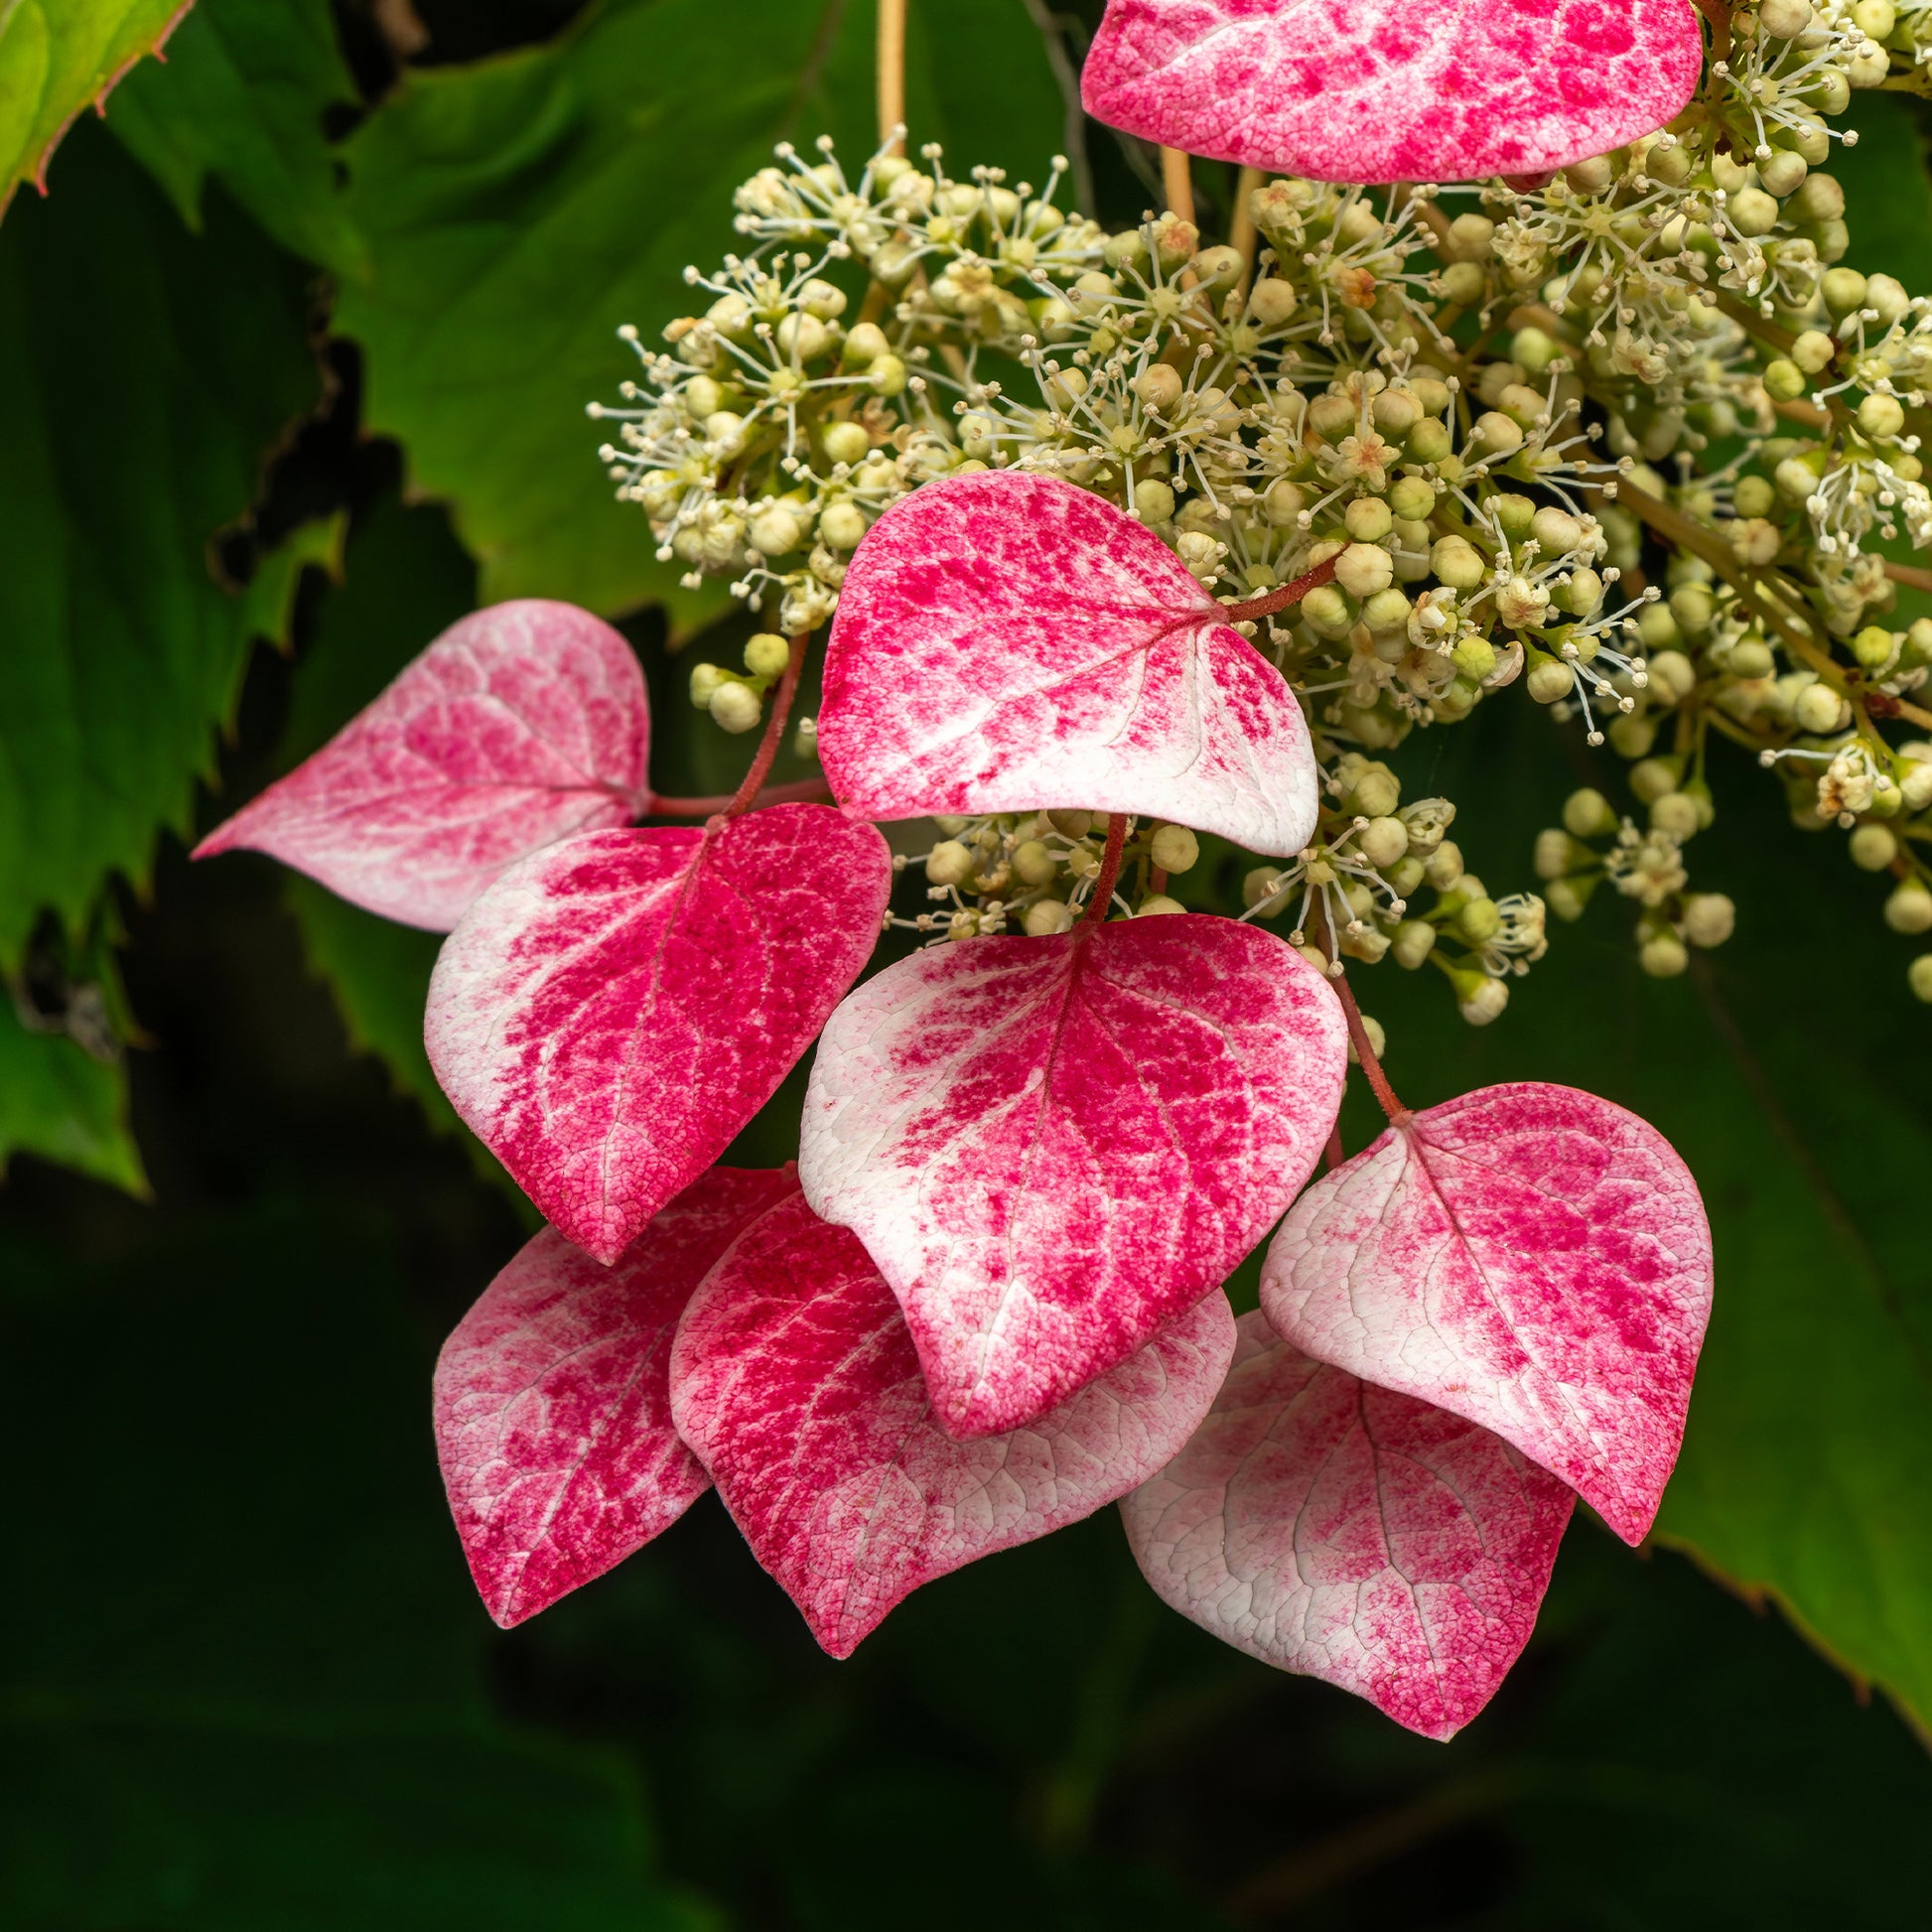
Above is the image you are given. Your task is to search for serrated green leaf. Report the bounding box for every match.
[105,0,367,275]
[0,119,323,969]
[0,0,189,216]
[0,992,144,1192]
[333,0,1067,623]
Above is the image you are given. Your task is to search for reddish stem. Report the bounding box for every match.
[724,631,810,819]
[649,777,831,816]
[1083,814,1130,924]
[1220,553,1339,626]
[1332,970,1408,1123]
[1322,1121,1345,1173]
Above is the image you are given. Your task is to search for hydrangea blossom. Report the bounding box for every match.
[221,0,1932,1739]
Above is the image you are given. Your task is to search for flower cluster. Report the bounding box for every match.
[592,2,1932,1025]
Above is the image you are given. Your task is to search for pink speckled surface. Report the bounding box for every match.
[818,472,1320,858]
[1262,1081,1712,1545]
[1121,1311,1574,1739]
[426,804,892,1263]
[798,915,1347,1440]
[196,600,650,930]
[670,1190,1238,1657]
[434,1166,799,1628]
[1082,0,1704,186]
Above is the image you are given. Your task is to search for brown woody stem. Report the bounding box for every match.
[878,0,907,152]
[724,632,810,818]
[1084,814,1130,924]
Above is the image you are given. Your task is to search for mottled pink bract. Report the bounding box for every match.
[1081,0,1704,186]
[434,1166,799,1628]
[1262,1082,1713,1546]
[195,600,650,930]
[1122,1311,1575,1739]
[670,1190,1239,1657]
[818,471,1320,857]
[798,915,1347,1439]
[426,804,892,1263]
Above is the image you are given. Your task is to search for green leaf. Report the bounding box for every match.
[0,119,323,969]
[1359,694,1932,1740]
[0,0,189,216]
[105,0,368,276]
[0,991,144,1192]
[333,0,1067,623]
[1833,89,1932,291]
[0,1200,715,1929]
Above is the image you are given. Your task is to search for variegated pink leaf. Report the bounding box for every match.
[817,471,1319,858]
[670,1189,1238,1657]
[427,804,891,1263]
[1121,1311,1574,1740]
[196,600,650,930]
[435,1166,799,1628]
[798,915,1346,1439]
[1082,0,1704,187]
[1262,1082,1713,1546]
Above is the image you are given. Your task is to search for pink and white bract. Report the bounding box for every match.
[1081,0,1705,186]
[1261,1082,1713,1546]
[427,805,892,1264]
[798,914,1348,1439]
[670,1188,1239,1657]
[196,600,651,930]
[1122,1311,1576,1740]
[434,1165,798,1628]
[818,472,1321,858]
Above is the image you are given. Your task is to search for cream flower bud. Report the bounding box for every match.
[743,632,791,678]
[1886,882,1932,934]
[1640,932,1690,978]
[821,420,871,468]
[1564,787,1617,838]
[1348,1013,1388,1061]
[1649,792,1701,842]
[1911,955,1932,1003]
[1427,841,1465,891]
[749,503,806,557]
[1859,393,1906,440]
[1334,542,1395,599]
[689,661,727,711]
[1791,330,1836,374]
[1683,894,1735,949]
[1527,658,1574,703]
[1013,840,1059,886]
[1025,900,1076,937]
[1134,479,1175,525]
[1350,766,1402,819]
[1851,824,1899,871]
[1431,535,1487,590]
[1535,828,1577,879]
[1150,825,1199,874]
[1392,920,1438,969]
[1136,894,1188,916]
[1456,973,1510,1026]
[819,500,870,551]
[1358,817,1409,870]
[708,680,763,734]
[1794,682,1849,734]
[926,840,976,887]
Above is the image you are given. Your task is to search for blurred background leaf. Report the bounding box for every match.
[0,0,189,215]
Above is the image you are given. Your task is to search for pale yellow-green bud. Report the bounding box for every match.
[1135,478,1175,524]
[1536,828,1579,879]
[1136,894,1188,916]
[1564,787,1618,838]
[1392,920,1438,969]
[1452,636,1497,682]
[689,661,728,711]
[1363,588,1413,632]
[1247,277,1299,326]
[1427,840,1465,891]
[1859,393,1906,440]
[1759,150,1809,199]
[1763,359,1807,402]
[1358,817,1409,870]
[1345,496,1395,544]
[1471,411,1525,458]
[1455,894,1499,943]
[1389,476,1436,522]
[1025,899,1075,936]
[1527,657,1574,704]
[743,632,791,678]
[1530,506,1585,556]
[1335,543,1395,599]
[820,420,871,469]
[1302,584,1357,637]
[1262,479,1307,528]
[1790,329,1836,374]
[1640,931,1690,978]
[1134,363,1183,413]
[1350,765,1402,819]
[1851,824,1898,871]
[1647,648,1698,704]
[1682,894,1735,949]
[1911,955,1932,1003]
[1013,840,1059,887]
[709,680,763,734]
[1431,535,1487,591]
[868,353,908,396]
[1650,792,1701,841]
[1348,1012,1388,1061]
[1902,758,1932,813]
[842,322,891,364]
[1243,866,1290,912]
[1729,638,1775,681]
[1822,268,1868,318]
[1794,682,1849,734]
[1886,881,1932,933]
[1630,757,1680,804]
[1759,0,1812,35]
[926,840,975,887]
[749,503,806,557]
[819,500,870,551]
[1454,970,1510,1026]
[1150,825,1199,874]
[1547,876,1591,921]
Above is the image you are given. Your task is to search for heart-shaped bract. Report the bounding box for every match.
[1081,0,1705,186]
[670,1189,1238,1657]
[1262,1082,1712,1545]
[196,600,651,930]
[1121,1311,1575,1739]
[434,1165,799,1628]
[427,804,892,1263]
[817,471,1319,857]
[798,915,1346,1439]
